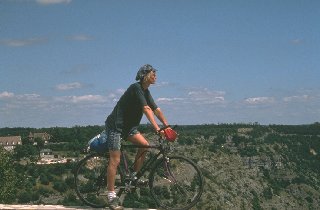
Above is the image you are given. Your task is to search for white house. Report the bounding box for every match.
[0,136,22,151]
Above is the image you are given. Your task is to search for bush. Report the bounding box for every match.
[31,191,40,201]
[40,174,49,185]
[65,176,75,189]
[263,187,273,200]
[37,186,54,197]
[53,181,68,193]
[17,191,32,203]
[60,192,82,206]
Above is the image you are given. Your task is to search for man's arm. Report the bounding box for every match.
[143,106,161,132]
[154,107,169,127]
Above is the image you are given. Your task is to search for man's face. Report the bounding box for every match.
[148,71,157,84]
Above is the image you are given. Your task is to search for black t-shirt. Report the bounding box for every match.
[106,82,158,138]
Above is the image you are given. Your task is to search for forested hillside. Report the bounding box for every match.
[0,123,319,209]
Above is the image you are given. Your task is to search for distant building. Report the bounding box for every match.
[37,149,66,165]
[0,136,22,151]
[28,132,51,144]
[39,149,54,159]
[237,128,253,134]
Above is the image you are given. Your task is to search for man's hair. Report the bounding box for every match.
[136,64,157,81]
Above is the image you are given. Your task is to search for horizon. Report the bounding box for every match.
[1,122,320,130]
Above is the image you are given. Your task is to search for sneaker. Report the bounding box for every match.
[108,196,123,210]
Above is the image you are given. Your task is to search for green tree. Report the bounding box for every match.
[0,147,18,203]
[13,144,39,161]
[34,137,45,148]
[252,191,262,210]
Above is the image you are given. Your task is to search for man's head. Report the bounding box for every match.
[135,64,157,82]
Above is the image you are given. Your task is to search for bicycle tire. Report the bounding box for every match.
[149,155,204,210]
[74,152,124,208]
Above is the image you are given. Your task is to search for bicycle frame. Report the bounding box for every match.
[119,137,170,182]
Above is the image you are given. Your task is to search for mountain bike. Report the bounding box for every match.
[73,126,204,210]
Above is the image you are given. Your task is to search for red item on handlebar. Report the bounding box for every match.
[164,128,178,142]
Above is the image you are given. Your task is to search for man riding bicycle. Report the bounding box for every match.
[104,64,173,210]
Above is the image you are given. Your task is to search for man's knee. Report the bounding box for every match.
[142,139,149,146]
[128,133,149,146]
[109,152,121,167]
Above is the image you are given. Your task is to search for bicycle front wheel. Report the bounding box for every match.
[149,155,204,210]
[74,153,110,208]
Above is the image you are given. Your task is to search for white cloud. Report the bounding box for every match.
[116,89,126,94]
[56,82,83,91]
[156,88,225,107]
[154,81,171,88]
[244,97,275,105]
[283,95,311,102]
[0,92,41,102]
[0,93,49,113]
[187,88,225,104]
[1,37,47,47]
[35,0,72,5]
[0,91,14,99]
[55,95,107,104]
[67,34,93,41]
[16,93,41,100]
[157,97,185,104]
[291,39,303,45]
[0,90,118,127]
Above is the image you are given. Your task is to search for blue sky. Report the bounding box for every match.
[1,0,319,128]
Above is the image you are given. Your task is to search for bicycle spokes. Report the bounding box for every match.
[150,156,204,210]
[74,154,109,208]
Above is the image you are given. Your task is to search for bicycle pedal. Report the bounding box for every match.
[136,179,149,187]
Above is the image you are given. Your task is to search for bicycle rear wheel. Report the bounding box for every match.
[149,155,204,210]
[74,152,124,208]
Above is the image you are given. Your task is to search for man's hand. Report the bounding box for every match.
[162,127,178,142]
[157,129,166,138]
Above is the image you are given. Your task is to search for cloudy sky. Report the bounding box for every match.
[1,0,319,128]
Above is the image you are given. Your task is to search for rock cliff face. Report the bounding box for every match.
[173,124,320,210]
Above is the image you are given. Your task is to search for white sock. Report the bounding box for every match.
[108,191,116,201]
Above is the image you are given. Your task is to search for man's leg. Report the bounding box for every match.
[127,133,149,172]
[107,150,121,192]
[106,129,123,210]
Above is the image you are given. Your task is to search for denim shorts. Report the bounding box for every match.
[106,127,140,151]
[128,126,140,137]
[106,129,122,151]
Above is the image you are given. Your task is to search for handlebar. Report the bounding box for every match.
[157,125,177,133]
